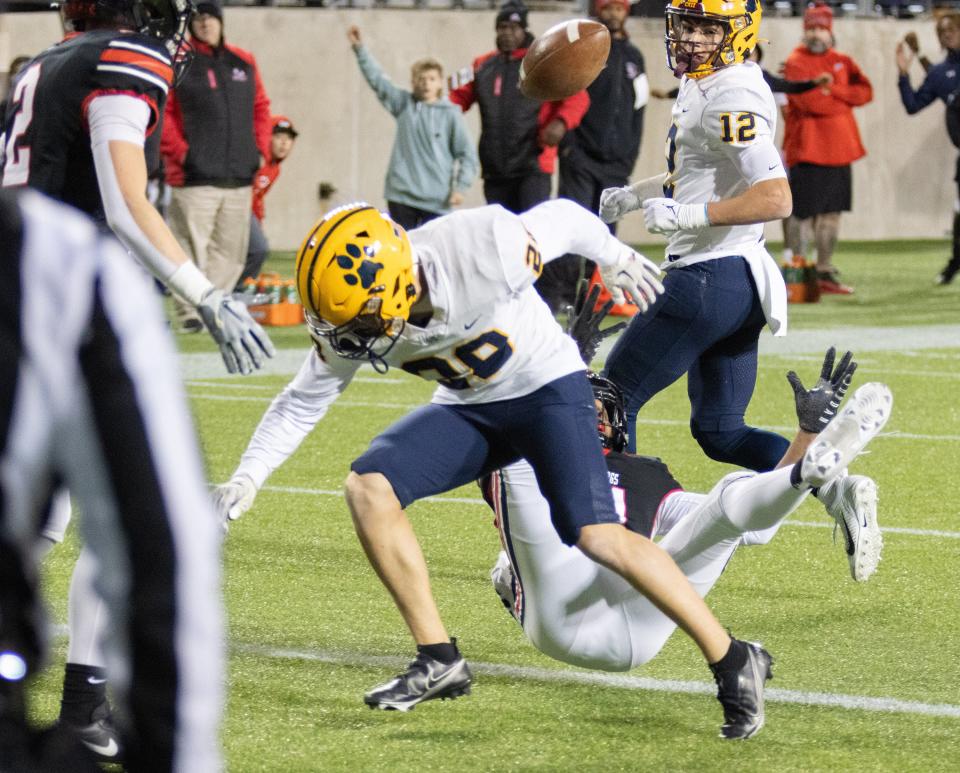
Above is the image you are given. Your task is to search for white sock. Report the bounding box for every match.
[66,546,108,668]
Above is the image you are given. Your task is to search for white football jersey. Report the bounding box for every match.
[663,62,784,262]
[234,200,631,486]
[310,205,585,404]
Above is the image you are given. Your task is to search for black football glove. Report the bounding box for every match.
[787,347,857,433]
[564,279,627,366]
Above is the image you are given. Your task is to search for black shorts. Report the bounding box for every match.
[789,163,852,219]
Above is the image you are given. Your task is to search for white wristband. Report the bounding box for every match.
[167,261,215,307]
[678,203,710,230]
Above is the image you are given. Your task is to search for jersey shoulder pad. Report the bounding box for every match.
[703,75,775,145]
[94,33,174,97]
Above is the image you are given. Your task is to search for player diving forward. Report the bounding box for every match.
[216,198,781,738]
[486,359,892,682]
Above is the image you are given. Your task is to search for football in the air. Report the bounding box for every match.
[520,19,611,101]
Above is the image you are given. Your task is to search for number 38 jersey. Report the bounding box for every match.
[664,61,785,262]
[311,204,586,405]
[1,30,172,219]
[235,200,626,486]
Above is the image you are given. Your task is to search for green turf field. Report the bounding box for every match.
[36,241,960,771]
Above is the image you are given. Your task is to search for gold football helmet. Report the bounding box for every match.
[665,0,762,79]
[295,203,417,366]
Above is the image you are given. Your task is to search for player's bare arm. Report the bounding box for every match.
[706,177,792,226]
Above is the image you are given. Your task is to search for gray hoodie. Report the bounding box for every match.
[354,45,478,214]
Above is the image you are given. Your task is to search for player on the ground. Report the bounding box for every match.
[596,0,876,581]
[0,188,222,772]
[214,197,779,739]
[0,0,273,375]
[485,360,891,691]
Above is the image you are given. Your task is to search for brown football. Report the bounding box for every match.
[520,19,611,101]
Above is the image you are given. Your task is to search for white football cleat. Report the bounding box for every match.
[801,383,893,489]
[490,551,520,623]
[822,474,883,582]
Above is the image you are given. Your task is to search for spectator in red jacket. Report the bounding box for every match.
[449,1,590,312]
[238,115,298,286]
[782,3,872,295]
[160,0,271,331]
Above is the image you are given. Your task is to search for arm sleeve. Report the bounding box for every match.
[784,58,849,116]
[448,58,482,111]
[764,70,819,95]
[516,199,629,273]
[829,60,873,107]
[449,110,479,192]
[159,90,187,163]
[251,60,273,161]
[947,91,960,149]
[88,94,180,281]
[702,88,786,183]
[353,45,410,117]
[544,89,590,132]
[633,72,650,110]
[897,69,937,114]
[234,349,358,488]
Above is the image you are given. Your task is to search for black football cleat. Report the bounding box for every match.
[59,700,123,765]
[364,650,473,712]
[710,639,773,740]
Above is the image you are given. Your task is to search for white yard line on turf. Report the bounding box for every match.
[188,393,960,442]
[48,623,956,720]
[260,485,960,539]
[177,324,960,380]
[232,642,960,720]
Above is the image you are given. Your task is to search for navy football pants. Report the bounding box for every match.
[351,372,619,546]
[603,257,789,472]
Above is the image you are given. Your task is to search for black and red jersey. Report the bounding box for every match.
[448,49,589,179]
[480,452,683,541]
[603,451,683,539]
[0,29,172,220]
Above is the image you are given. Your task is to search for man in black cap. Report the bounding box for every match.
[450,2,590,312]
[160,0,274,332]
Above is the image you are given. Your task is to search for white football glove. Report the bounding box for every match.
[599,251,665,313]
[197,288,276,375]
[212,474,258,530]
[642,197,710,235]
[599,186,642,224]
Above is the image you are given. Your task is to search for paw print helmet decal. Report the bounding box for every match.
[296,203,417,367]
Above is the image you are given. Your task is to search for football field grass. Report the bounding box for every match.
[36,241,960,770]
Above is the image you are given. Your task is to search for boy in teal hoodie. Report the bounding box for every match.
[349,26,479,229]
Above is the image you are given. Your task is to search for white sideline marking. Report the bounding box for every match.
[260,485,960,539]
[233,642,960,720]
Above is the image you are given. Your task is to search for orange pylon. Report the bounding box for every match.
[588,268,638,317]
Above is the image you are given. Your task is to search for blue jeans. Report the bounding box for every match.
[603,257,789,471]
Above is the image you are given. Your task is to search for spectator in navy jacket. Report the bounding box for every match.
[161,0,272,331]
[897,13,960,285]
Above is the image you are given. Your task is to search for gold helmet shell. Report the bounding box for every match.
[295,203,417,363]
[665,0,762,79]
